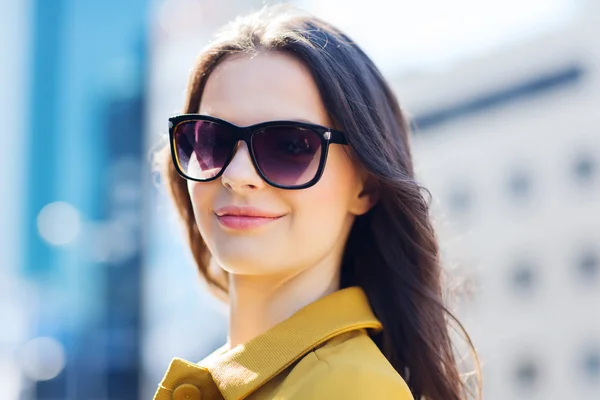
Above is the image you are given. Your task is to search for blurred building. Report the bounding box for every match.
[393,2,600,399]
[2,0,151,399]
[1,1,30,399]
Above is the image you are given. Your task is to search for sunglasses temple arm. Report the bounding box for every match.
[328,130,348,145]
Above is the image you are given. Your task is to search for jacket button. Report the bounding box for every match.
[172,383,202,400]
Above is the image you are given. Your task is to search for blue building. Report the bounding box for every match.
[3,0,150,398]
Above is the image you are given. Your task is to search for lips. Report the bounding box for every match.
[214,206,285,230]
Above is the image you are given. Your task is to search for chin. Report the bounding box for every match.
[212,243,281,275]
[216,256,283,276]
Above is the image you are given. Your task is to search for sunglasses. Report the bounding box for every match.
[169,114,347,189]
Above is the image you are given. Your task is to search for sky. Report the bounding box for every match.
[298,0,579,75]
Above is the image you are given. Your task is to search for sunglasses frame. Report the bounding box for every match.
[168,114,348,190]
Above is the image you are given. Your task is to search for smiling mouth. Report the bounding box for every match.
[214,205,285,230]
[216,214,283,230]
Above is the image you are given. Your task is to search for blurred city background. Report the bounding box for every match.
[1,0,598,399]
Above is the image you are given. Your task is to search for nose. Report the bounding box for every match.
[221,142,265,191]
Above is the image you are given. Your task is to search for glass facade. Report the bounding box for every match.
[18,0,149,398]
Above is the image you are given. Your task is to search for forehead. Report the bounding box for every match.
[198,51,331,127]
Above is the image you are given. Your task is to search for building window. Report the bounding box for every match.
[506,166,534,202]
[514,357,540,391]
[572,152,596,185]
[576,249,599,283]
[510,259,537,295]
[582,348,600,383]
[447,183,473,216]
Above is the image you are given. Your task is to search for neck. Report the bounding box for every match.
[225,258,341,350]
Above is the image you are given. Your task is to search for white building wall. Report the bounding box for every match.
[394,3,600,399]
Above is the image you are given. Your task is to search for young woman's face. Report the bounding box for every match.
[188,51,373,277]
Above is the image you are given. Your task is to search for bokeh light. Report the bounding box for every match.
[19,337,66,382]
[36,202,81,246]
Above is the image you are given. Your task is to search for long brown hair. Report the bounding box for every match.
[157,5,481,400]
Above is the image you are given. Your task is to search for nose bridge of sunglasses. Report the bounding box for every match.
[226,140,259,171]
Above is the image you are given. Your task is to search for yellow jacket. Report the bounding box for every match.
[153,286,414,400]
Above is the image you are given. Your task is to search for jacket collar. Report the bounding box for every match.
[156,286,382,400]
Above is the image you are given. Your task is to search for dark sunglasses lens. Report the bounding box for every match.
[173,120,233,180]
[253,126,323,187]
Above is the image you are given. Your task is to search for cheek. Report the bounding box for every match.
[188,181,206,210]
[187,180,218,233]
[318,146,361,204]
[288,147,360,234]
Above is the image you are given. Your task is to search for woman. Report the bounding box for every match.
[154,5,480,400]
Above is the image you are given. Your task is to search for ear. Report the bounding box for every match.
[349,171,380,216]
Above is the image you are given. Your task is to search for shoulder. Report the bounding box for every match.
[282,330,414,400]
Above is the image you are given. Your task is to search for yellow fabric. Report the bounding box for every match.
[153,286,414,400]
